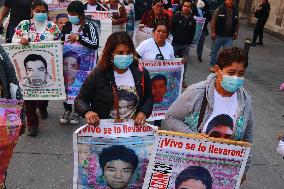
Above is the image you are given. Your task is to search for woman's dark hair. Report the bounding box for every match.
[32,0,48,11]
[98,32,137,72]
[67,1,85,19]
[216,47,247,69]
[175,166,213,189]
[153,22,170,35]
[152,0,163,6]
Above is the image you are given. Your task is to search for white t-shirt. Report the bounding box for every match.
[110,69,139,119]
[87,4,97,11]
[202,89,238,133]
[136,38,175,61]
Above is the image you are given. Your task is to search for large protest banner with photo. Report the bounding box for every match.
[48,2,69,23]
[2,41,66,100]
[190,16,206,48]
[85,11,112,55]
[0,99,22,187]
[73,120,156,189]
[143,130,251,189]
[64,38,97,104]
[140,59,184,121]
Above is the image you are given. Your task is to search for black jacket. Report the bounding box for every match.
[74,61,154,119]
[255,2,270,23]
[61,21,99,50]
[171,11,196,45]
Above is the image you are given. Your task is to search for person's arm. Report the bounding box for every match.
[78,22,99,50]
[137,68,153,118]
[0,6,10,27]
[162,85,204,133]
[189,18,196,44]
[113,4,128,25]
[51,22,62,41]
[211,8,219,40]
[74,70,97,117]
[242,103,254,174]
[12,21,25,43]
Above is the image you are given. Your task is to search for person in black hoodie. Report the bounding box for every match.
[251,0,270,46]
[75,32,153,127]
[60,1,99,125]
[171,0,196,88]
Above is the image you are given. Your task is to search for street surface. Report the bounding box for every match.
[3,20,284,188]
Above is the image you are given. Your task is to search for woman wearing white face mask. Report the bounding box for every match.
[74,32,153,127]
[12,0,61,137]
[163,47,254,184]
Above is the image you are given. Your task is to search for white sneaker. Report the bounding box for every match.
[59,111,71,124]
[70,112,80,125]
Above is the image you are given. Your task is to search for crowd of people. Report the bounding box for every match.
[0,0,277,188]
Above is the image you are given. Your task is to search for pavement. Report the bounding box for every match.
[3,20,284,189]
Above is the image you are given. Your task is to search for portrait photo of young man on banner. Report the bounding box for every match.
[73,120,157,189]
[140,59,184,121]
[2,41,66,100]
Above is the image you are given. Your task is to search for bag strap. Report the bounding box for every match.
[154,40,165,60]
[139,64,145,97]
[197,89,208,130]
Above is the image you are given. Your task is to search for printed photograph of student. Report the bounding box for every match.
[99,145,139,189]
[206,114,234,139]
[175,166,213,189]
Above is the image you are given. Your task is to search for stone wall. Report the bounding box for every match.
[239,0,284,40]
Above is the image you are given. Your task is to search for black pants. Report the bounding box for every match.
[5,23,18,43]
[63,102,73,111]
[253,20,266,43]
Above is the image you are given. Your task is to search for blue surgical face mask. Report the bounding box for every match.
[113,55,133,70]
[68,15,80,25]
[221,75,245,93]
[34,13,48,22]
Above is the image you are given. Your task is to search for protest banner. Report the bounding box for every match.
[2,41,66,100]
[140,59,184,121]
[48,2,69,24]
[73,120,157,189]
[0,99,23,187]
[190,16,206,48]
[133,26,173,48]
[64,37,97,104]
[85,11,112,55]
[143,130,251,189]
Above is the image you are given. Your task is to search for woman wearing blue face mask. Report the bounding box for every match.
[12,0,61,44]
[74,32,153,127]
[163,47,254,184]
[12,0,61,137]
[60,1,99,125]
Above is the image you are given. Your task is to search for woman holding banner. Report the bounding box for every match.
[163,47,254,183]
[74,32,153,127]
[60,1,99,125]
[136,22,174,128]
[140,0,170,29]
[12,0,61,137]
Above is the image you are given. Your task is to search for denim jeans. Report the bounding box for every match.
[196,31,207,58]
[172,44,190,80]
[209,35,233,67]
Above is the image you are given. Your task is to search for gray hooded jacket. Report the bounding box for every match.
[162,74,254,173]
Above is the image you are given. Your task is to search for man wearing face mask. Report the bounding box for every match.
[163,47,253,184]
